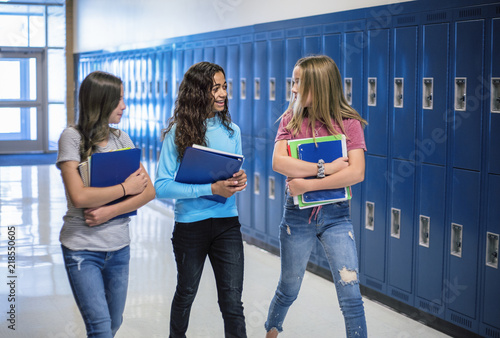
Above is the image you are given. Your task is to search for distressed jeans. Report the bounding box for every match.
[61,245,130,338]
[265,197,367,337]
[169,216,246,338]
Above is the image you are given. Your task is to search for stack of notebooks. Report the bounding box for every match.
[78,148,141,218]
[288,135,351,209]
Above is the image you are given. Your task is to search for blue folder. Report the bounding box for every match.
[297,140,350,203]
[90,148,141,218]
[175,145,244,203]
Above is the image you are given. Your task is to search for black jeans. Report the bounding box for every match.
[169,216,247,338]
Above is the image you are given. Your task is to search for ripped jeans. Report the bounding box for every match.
[61,245,130,338]
[265,197,367,337]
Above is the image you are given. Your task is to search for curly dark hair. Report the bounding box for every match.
[162,62,233,161]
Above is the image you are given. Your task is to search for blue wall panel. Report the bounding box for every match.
[453,19,484,171]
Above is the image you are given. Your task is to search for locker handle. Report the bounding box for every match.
[426,94,433,101]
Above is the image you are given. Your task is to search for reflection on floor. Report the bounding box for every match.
[0,164,450,338]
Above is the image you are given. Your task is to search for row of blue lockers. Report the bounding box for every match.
[75,1,500,336]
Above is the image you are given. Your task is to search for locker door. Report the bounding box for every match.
[448,169,480,329]
[226,43,240,126]
[237,38,254,233]
[452,20,484,171]
[214,43,227,71]
[183,46,194,74]
[361,155,388,292]
[204,40,215,63]
[387,159,415,303]
[267,37,285,248]
[416,164,446,317]
[174,48,184,97]
[343,30,365,264]
[252,36,268,238]
[193,44,203,64]
[365,29,390,157]
[323,33,341,68]
[238,40,253,136]
[285,37,301,92]
[489,18,500,174]
[392,26,417,160]
[482,174,500,334]
[421,23,449,166]
[303,25,321,56]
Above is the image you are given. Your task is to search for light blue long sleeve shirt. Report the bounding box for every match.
[154,117,242,223]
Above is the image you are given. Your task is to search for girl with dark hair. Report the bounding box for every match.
[56,70,155,337]
[155,61,247,337]
[265,55,368,338]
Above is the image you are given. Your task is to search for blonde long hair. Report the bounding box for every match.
[284,55,367,137]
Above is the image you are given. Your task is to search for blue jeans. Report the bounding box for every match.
[61,245,130,338]
[170,216,246,338]
[265,196,367,337]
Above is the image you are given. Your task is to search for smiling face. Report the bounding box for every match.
[211,71,227,113]
[108,85,126,124]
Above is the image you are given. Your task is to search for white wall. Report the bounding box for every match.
[74,0,413,53]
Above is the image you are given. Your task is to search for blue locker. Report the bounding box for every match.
[253,137,267,239]
[452,19,484,172]
[392,26,417,160]
[193,43,203,64]
[421,23,449,166]
[343,29,365,268]
[214,43,227,71]
[174,48,184,98]
[238,135,254,233]
[253,37,268,138]
[361,155,388,292]
[303,26,321,56]
[183,47,194,74]
[489,18,500,175]
[238,39,253,136]
[387,160,415,303]
[365,28,390,157]
[481,174,500,335]
[416,164,446,317]
[266,36,285,249]
[204,39,215,62]
[226,43,240,126]
[323,33,341,68]
[447,168,480,330]
[285,36,301,82]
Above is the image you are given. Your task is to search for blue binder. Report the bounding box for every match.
[90,148,141,218]
[175,145,244,203]
[297,138,350,204]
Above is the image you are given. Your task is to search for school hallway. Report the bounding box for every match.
[0,163,451,338]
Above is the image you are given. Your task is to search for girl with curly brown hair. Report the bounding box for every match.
[155,61,247,337]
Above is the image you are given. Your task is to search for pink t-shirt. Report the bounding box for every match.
[275,111,367,152]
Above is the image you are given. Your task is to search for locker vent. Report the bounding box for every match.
[486,327,500,338]
[426,12,447,21]
[365,279,383,291]
[419,300,440,315]
[391,289,409,302]
[397,16,416,25]
[450,313,472,329]
[459,8,482,18]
